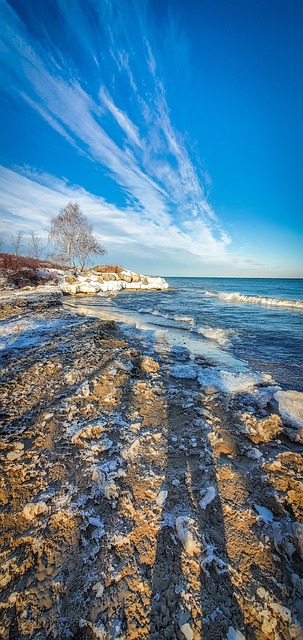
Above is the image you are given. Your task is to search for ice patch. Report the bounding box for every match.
[274,389,303,428]
[254,504,274,524]
[170,345,191,361]
[170,365,197,379]
[198,368,262,393]
[200,486,217,509]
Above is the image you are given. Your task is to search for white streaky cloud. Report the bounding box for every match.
[0,0,238,269]
[0,167,232,264]
[99,87,142,148]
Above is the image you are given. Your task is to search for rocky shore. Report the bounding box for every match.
[58,267,168,295]
[0,290,302,640]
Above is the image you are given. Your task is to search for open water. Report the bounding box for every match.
[70,277,303,392]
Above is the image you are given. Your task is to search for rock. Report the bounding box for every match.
[139,356,160,373]
[99,281,125,292]
[23,501,48,520]
[175,516,199,556]
[65,276,78,284]
[78,282,101,293]
[292,522,303,559]
[131,272,141,283]
[156,490,168,506]
[200,486,217,509]
[119,270,132,283]
[227,629,246,640]
[61,283,80,294]
[241,412,282,443]
[180,623,193,640]
[101,273,119,281]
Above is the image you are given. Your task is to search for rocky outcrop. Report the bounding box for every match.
[60,267,169,295]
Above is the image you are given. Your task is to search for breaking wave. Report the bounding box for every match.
[204,291,303,310]
[196,325,234,347]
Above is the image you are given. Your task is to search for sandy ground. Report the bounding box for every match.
[0,291,302,640]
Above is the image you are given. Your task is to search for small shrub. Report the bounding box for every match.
[7,268,40,288]
[0,253,63,271]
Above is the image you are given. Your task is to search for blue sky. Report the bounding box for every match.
[0,0,302,276]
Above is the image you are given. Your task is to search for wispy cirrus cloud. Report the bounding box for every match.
[0,0,233,270]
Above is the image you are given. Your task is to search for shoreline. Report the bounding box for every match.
[0,290,302,639]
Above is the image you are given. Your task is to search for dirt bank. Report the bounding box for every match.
[0,291,302,640]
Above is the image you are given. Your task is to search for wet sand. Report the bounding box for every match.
[0,290,302,640]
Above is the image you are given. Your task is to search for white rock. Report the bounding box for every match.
[200,486,217,509]
[99,281,125,292]
[22,501,48,520]
[227,628,246,640]
[270,602,291,622]
[292,522,303,560]
[156,490,168,506]
[78,282,101,293]
[92,582,104,598]
[61,283,80,294]
[175,517,199,556]
[180,622,193,640]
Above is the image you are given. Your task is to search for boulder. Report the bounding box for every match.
[78,282,101,294]
[65,276,78,284]
[102,273,119,281]
[131,272,141,283]
[119,271,132,283]
[61,283,80,294]
[99,281,125,292]
[92,266,106,273]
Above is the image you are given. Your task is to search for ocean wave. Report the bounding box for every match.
[196,325,234,347]
[204,290,303,310]
[173,315,195,324]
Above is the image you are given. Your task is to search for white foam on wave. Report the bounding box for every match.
[197,325,234,347]
[173,315,195,325]
[204,290,303,310]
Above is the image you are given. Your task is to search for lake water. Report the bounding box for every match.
[68,277,303,392]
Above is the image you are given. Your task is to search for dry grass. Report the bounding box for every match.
[0,253,62,289]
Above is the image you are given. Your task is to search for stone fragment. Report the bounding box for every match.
[180,622,193,640]
[292,522,303,560]
[241,412,282,443]
[139,356,160,373]
[22,501,48,520]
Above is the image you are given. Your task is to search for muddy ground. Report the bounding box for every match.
[0,291,302,640]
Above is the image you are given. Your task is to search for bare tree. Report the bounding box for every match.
[28,231,45,260]
[11,231,24,256]
[49,202,106,270]
[0,235,5,252]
